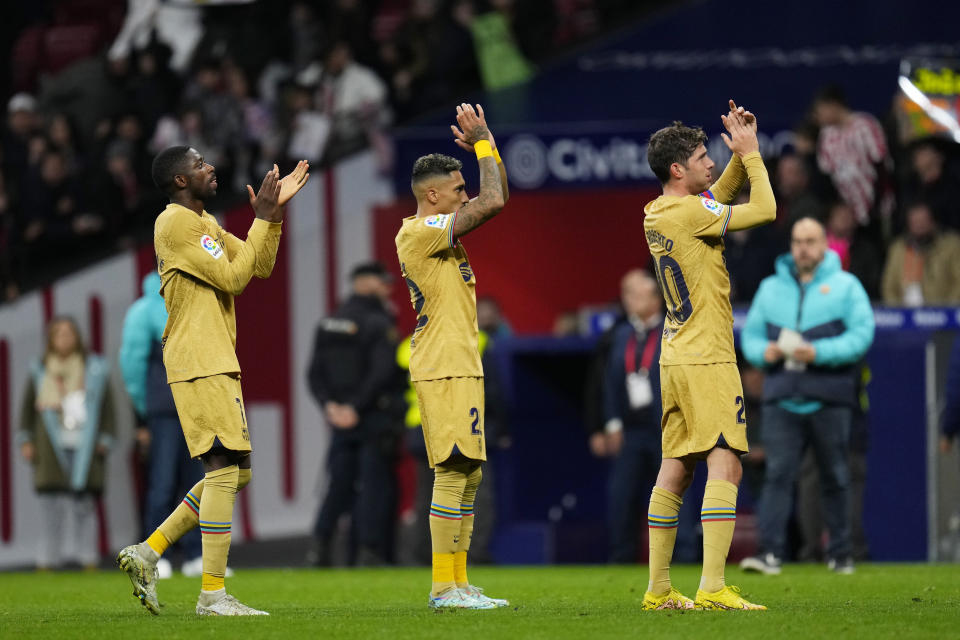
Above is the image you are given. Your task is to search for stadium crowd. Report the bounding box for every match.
[0,0,652,301]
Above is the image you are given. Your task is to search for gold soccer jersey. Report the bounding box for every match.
[154,203,282,382]
[643,152,773,365]
[395,213,483,382]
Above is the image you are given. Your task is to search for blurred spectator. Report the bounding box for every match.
[85,140,140,243]
[300,41,391,165]
[40,57,133,150]
[17,316,115,570]
[284,83,330,164]
[775,153,825,224]
[901,138,960,232]
[790,119,836,203]
[128,44,181,135]
[813,85,895,232]
[307,263,405,566]
[45,113,82,174]
[182,59,244,186]
[469,0,536,90]
[120,272,203,578]
[825,201,883,299]
[383,0,480,121]
[287,1,328,74]
[797,364,872,562]
[224,65,273,184]
[20,149,102,283]
[320,0,377,69]
[740,217,874,575]
[477,295,513,339]
[109,0,204,73]
[151,104,224,173]
[2,93,40,186]
[726,186,787,302]
[599,270,663,562]
[881,201,960,306]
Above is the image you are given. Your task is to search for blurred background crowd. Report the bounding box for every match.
[0,0,662,299]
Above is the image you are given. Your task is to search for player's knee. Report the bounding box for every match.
[464,463,482,489]
[204,464,240,491]
[434,463,469,493]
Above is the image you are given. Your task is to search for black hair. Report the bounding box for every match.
[411,153,463,187]
[646,121,708,184]
[813,84,848,108]
[151,145,192,195]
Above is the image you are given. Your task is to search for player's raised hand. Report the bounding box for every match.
[277,160,311,206]
[721,98,760,157]
[455,103,491,146]
[728,98,758,133]
[247,166,283,223]
[451,122,499,153]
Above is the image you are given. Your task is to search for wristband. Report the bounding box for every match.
[474,140,493,160]
[493,147,502,164]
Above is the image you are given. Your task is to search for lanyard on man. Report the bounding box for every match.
[624,326,659,409]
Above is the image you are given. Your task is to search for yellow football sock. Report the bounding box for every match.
[700,479,738,593]
[238,468,252,491]
[429,462,468,597]
[455,464,482,587]
[146,530,170,556]
[647,486,683,595]
[155,479,204,551]
[199,465,239,593]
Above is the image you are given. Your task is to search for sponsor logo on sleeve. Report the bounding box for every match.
[699,197,724,217]
[200,234,223,259]
[424,214,450,229]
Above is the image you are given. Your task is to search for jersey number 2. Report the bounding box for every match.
[653,255,693,324]
[735,396,746,424]
[469,407,481,435]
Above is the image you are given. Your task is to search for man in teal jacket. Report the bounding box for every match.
[739,217,874,575]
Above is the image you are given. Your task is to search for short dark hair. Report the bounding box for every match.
[813,84,847,108]
[411,153,462,187]
[647,121,707,184]
[151,145,192,195]
[350,261,391,281]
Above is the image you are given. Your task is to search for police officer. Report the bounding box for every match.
[308,262,404,565]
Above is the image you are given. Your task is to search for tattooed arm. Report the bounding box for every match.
[450,103,505,239]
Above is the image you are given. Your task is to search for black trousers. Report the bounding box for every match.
[313,424,398,560]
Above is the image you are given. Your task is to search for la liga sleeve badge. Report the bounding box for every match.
[200,234,223,259]
[699,197,724,217]
[424,214,450,229]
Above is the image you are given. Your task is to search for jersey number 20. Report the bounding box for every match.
[653,255,693,324]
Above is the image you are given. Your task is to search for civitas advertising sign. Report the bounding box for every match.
[501,129,795,190]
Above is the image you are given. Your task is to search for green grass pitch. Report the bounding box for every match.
[2,564,959,639]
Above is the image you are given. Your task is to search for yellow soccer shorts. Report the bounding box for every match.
[413,376,486,468]
[660,362,749,458]
[169,373,251,458]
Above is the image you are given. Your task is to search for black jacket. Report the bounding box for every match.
[307,295,404,425]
